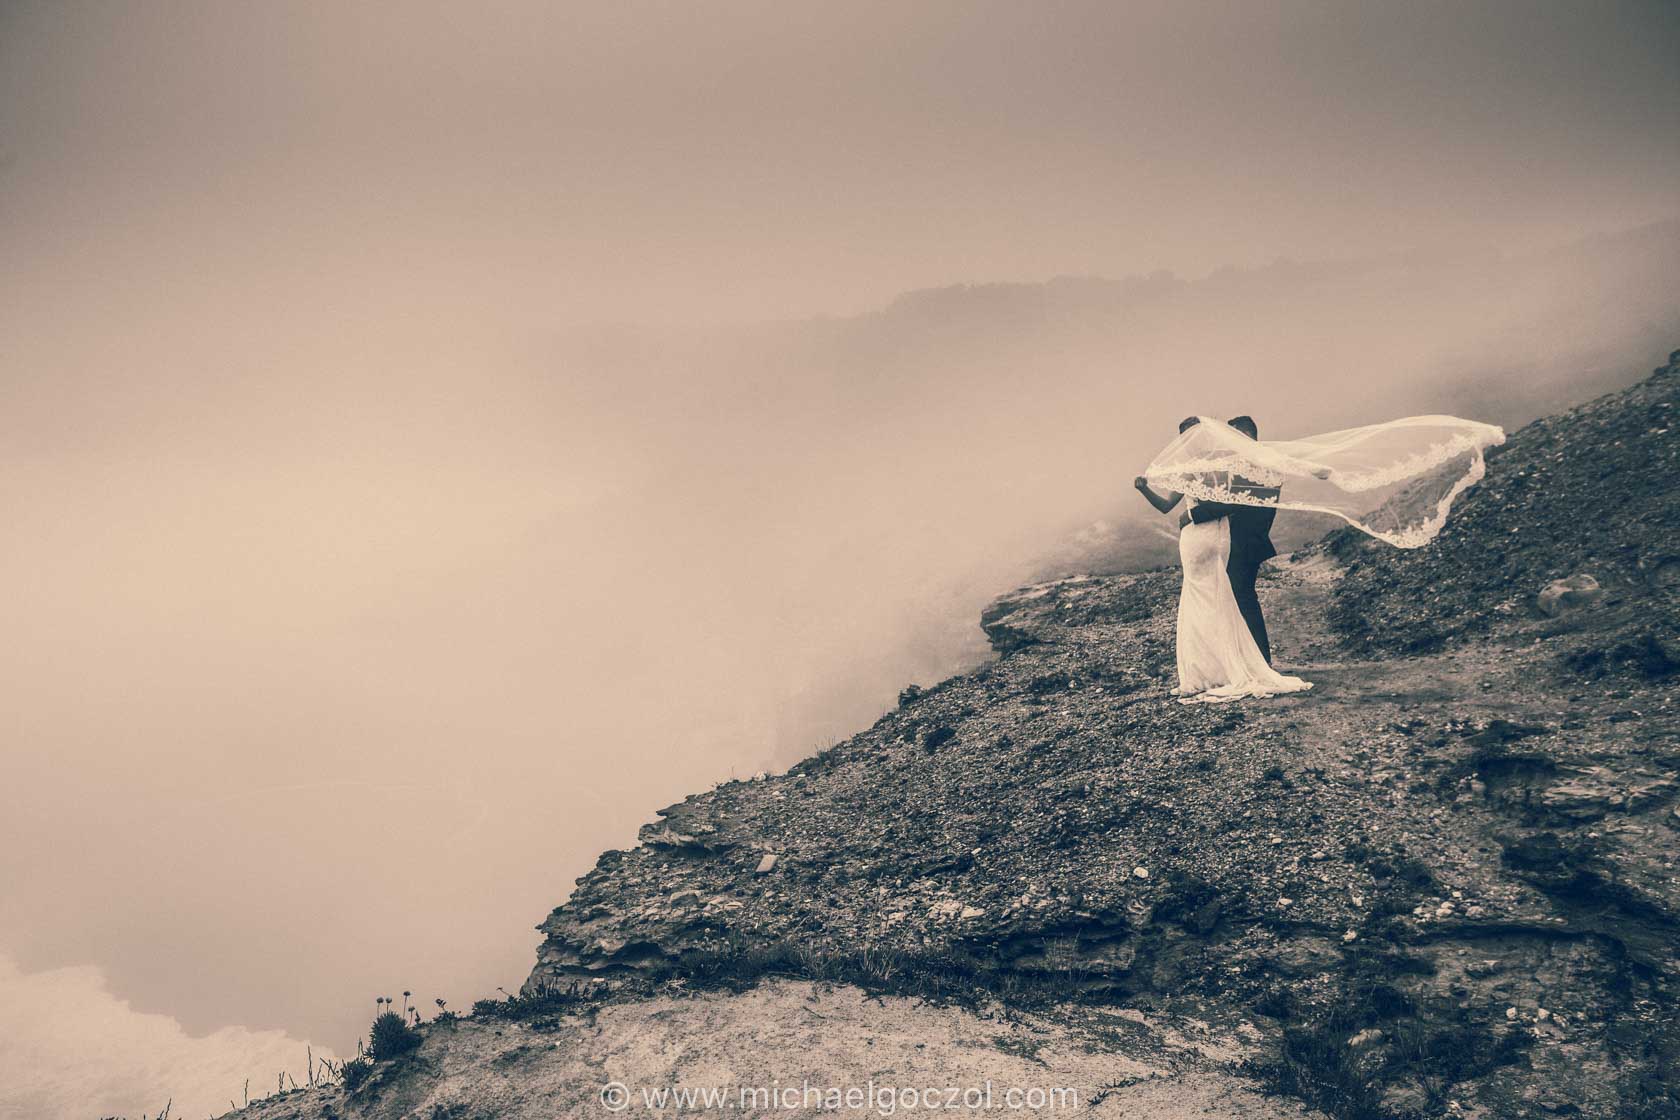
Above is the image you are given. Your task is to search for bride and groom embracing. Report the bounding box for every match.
[1133,410,1506,704]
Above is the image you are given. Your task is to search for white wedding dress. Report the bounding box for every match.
[1174,512,1311,704]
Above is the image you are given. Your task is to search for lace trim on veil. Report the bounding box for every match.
[1319,432,1489,493]
[1151,415,1504,550]
[1176,450,1487,548]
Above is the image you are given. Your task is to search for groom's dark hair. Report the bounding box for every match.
[1227,415,1258,439]
[1178,416,1201,433]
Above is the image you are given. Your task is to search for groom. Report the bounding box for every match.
[1180,415,1279,662]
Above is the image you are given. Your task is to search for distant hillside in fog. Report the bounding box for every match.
[555,221,1680,580]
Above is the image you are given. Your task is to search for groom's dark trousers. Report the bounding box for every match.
[1189,488,1279,663]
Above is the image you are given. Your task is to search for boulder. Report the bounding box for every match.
[1541,768,1624,819]
[1537,574,1602,617]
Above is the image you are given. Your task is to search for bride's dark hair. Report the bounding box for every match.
[1178,416,1201,433]
[1228,415,1258,439]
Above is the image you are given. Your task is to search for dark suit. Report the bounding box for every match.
[1189,483,1279,662]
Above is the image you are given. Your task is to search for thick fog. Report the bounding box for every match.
[2,3,1677,1116]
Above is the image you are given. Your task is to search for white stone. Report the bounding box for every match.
[1537,574,1602,617]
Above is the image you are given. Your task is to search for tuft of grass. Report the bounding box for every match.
[368,1010,423,1061]
[1247,991,1390,1120]
[338,1055,375,1092]
[472,980,596,1023]
[1245,973,1528,1120]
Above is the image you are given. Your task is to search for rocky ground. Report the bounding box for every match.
[1329,350,1680,666]
[218,352,1679,1120]
[228,981,1319,1120]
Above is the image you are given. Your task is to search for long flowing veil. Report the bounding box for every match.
[1144,415,1506,548]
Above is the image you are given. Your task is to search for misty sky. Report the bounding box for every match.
[5,1,1678,327]
[2,3,1678,1117]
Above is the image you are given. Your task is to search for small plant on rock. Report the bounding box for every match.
[368,1009,422,1061]
[339,1055,375,1092]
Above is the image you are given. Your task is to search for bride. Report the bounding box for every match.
[1135,412,1504,704]
[1135,418,1310,703]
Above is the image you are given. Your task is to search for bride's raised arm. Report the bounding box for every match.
[1134,475,1183,514]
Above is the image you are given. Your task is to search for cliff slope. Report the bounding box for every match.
[226,352,1679,1120]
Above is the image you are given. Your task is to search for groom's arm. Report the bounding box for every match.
[1188,501,1236,523]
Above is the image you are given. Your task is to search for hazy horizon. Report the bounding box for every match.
[3,3,1678,1117]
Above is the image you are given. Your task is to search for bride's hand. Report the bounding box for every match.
[1133,475,1150,491]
